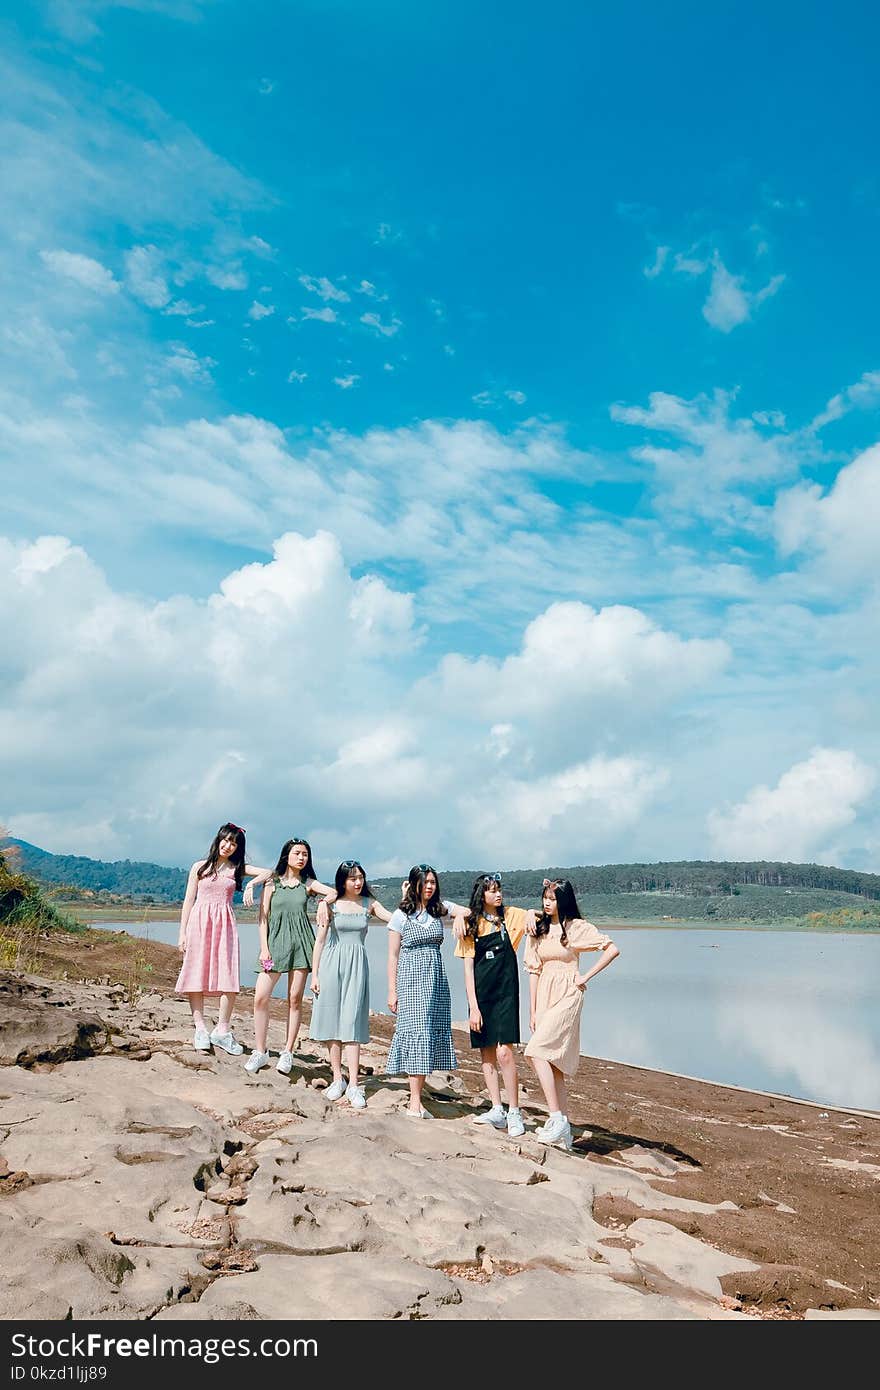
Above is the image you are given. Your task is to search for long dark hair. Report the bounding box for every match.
[467,873,506,940]
[273,837,317,883]
[399,864,443,918]
[198,823,246,890]
[535,879,583,947]
[334,860,375,899]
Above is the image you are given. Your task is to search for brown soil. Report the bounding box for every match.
[20,925,880,1317]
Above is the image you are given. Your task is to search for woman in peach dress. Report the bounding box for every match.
[524,878,619,1150]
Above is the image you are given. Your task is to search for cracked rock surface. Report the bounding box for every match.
[1,969,877,1321]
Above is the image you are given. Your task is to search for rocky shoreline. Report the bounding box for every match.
[1,930,878,1321]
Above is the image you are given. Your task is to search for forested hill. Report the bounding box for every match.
[3,839,187,902]
[374,860,880,905]
[6,835,877,907]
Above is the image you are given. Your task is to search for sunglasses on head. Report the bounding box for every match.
[416,863,435,873]
[482,873,502,886]
[340,860,362,871]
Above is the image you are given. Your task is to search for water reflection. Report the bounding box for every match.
[101,920,880,1110]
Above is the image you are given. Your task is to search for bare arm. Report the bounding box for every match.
[242,864,273,909]
[258,880,275,964]
[463,954,482,1033]
[306,879,335,897]
[451,908,470,941]
[387,930,401,1013]
[310,917,330,993]
[529,972,539,1031]
[178,863,201,953]
[369,900,393,924]
[576,941,620,990]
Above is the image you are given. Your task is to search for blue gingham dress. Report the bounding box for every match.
[386,903,457,1075]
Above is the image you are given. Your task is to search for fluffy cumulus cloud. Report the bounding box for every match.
[707,749,876,862]
[773,443,880,585]
[0,533,733,869]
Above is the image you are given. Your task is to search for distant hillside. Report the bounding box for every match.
[4,839,879,919]
[3,839,187,903]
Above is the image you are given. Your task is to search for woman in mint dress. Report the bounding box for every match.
[310,860,392,1108]
[245,838,334,1076]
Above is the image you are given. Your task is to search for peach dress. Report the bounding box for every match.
[174,868,240,995]
[524,919,612,1076]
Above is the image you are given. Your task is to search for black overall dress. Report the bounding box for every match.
[470,921,520,1048]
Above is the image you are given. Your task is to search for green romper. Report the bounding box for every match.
[263,878,315,973]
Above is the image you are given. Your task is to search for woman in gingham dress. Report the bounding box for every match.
[386,865,465,1119]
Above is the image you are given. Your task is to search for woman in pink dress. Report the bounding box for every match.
[175,823,269,1054]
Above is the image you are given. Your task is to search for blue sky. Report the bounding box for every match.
[2,0,879,873]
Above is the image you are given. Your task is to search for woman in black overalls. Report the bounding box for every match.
[454,874,533,1138]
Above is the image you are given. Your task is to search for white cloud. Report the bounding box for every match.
[0,531,740,868]
[702,255,785,333]
[123,244,170,307]
[47,1,211,44]
[359,312,401,337]
[164,344,216,383]
[301,306,338,324]
[807,369,880,433]
[258,78,276,96]
[299,274,350,303]
[773,442,880,584]
[205,263,248,291]
[356,280,387,300]
[611,388,803,525]
[40,249,120,295]
[472,390,493,407]
[333,374,360,389]
[708,749,876,861]
[287,369,307,383]
[505,389,527,405]
[248,300,275,320]
[643,245,670,279]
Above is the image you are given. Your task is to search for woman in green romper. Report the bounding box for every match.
[245,838,335,1075]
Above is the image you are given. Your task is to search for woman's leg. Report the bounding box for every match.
[345,1043,361,1089]
[285,969,308,1052]
[216,991,238,1035]
[496,1043,519,1108]
[556,1069,569,1116]
[328,1040,344,1083]
[531,1055,562,1113]
[408,1075,425,1112]
[252,972,279,1051]
[188,992,206,1031]
[480,1045,503,1107]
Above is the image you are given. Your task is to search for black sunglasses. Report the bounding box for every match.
[415,863,435,873]
[340,860,362,871]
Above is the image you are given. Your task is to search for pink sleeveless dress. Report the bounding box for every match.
[174,868,241,995]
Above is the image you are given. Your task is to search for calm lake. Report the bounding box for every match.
[102,919,880,1112]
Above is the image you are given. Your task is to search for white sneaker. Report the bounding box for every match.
[244,1049,269,1073]
[210,1029,244,1056]
[276,1050,294,1075]
[472,1105,507,1129]
[535,1115,573,1150]
[325,1077,347,1101]
[346,1083,367,1109]
[193,1028,211,1052]
[405,1107,430,1119]
[506,1107,526,1138]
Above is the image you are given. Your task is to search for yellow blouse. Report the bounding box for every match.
[524,919,612,975]
[454,904,529,959]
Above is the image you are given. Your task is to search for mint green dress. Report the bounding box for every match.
[263,879,315,973]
